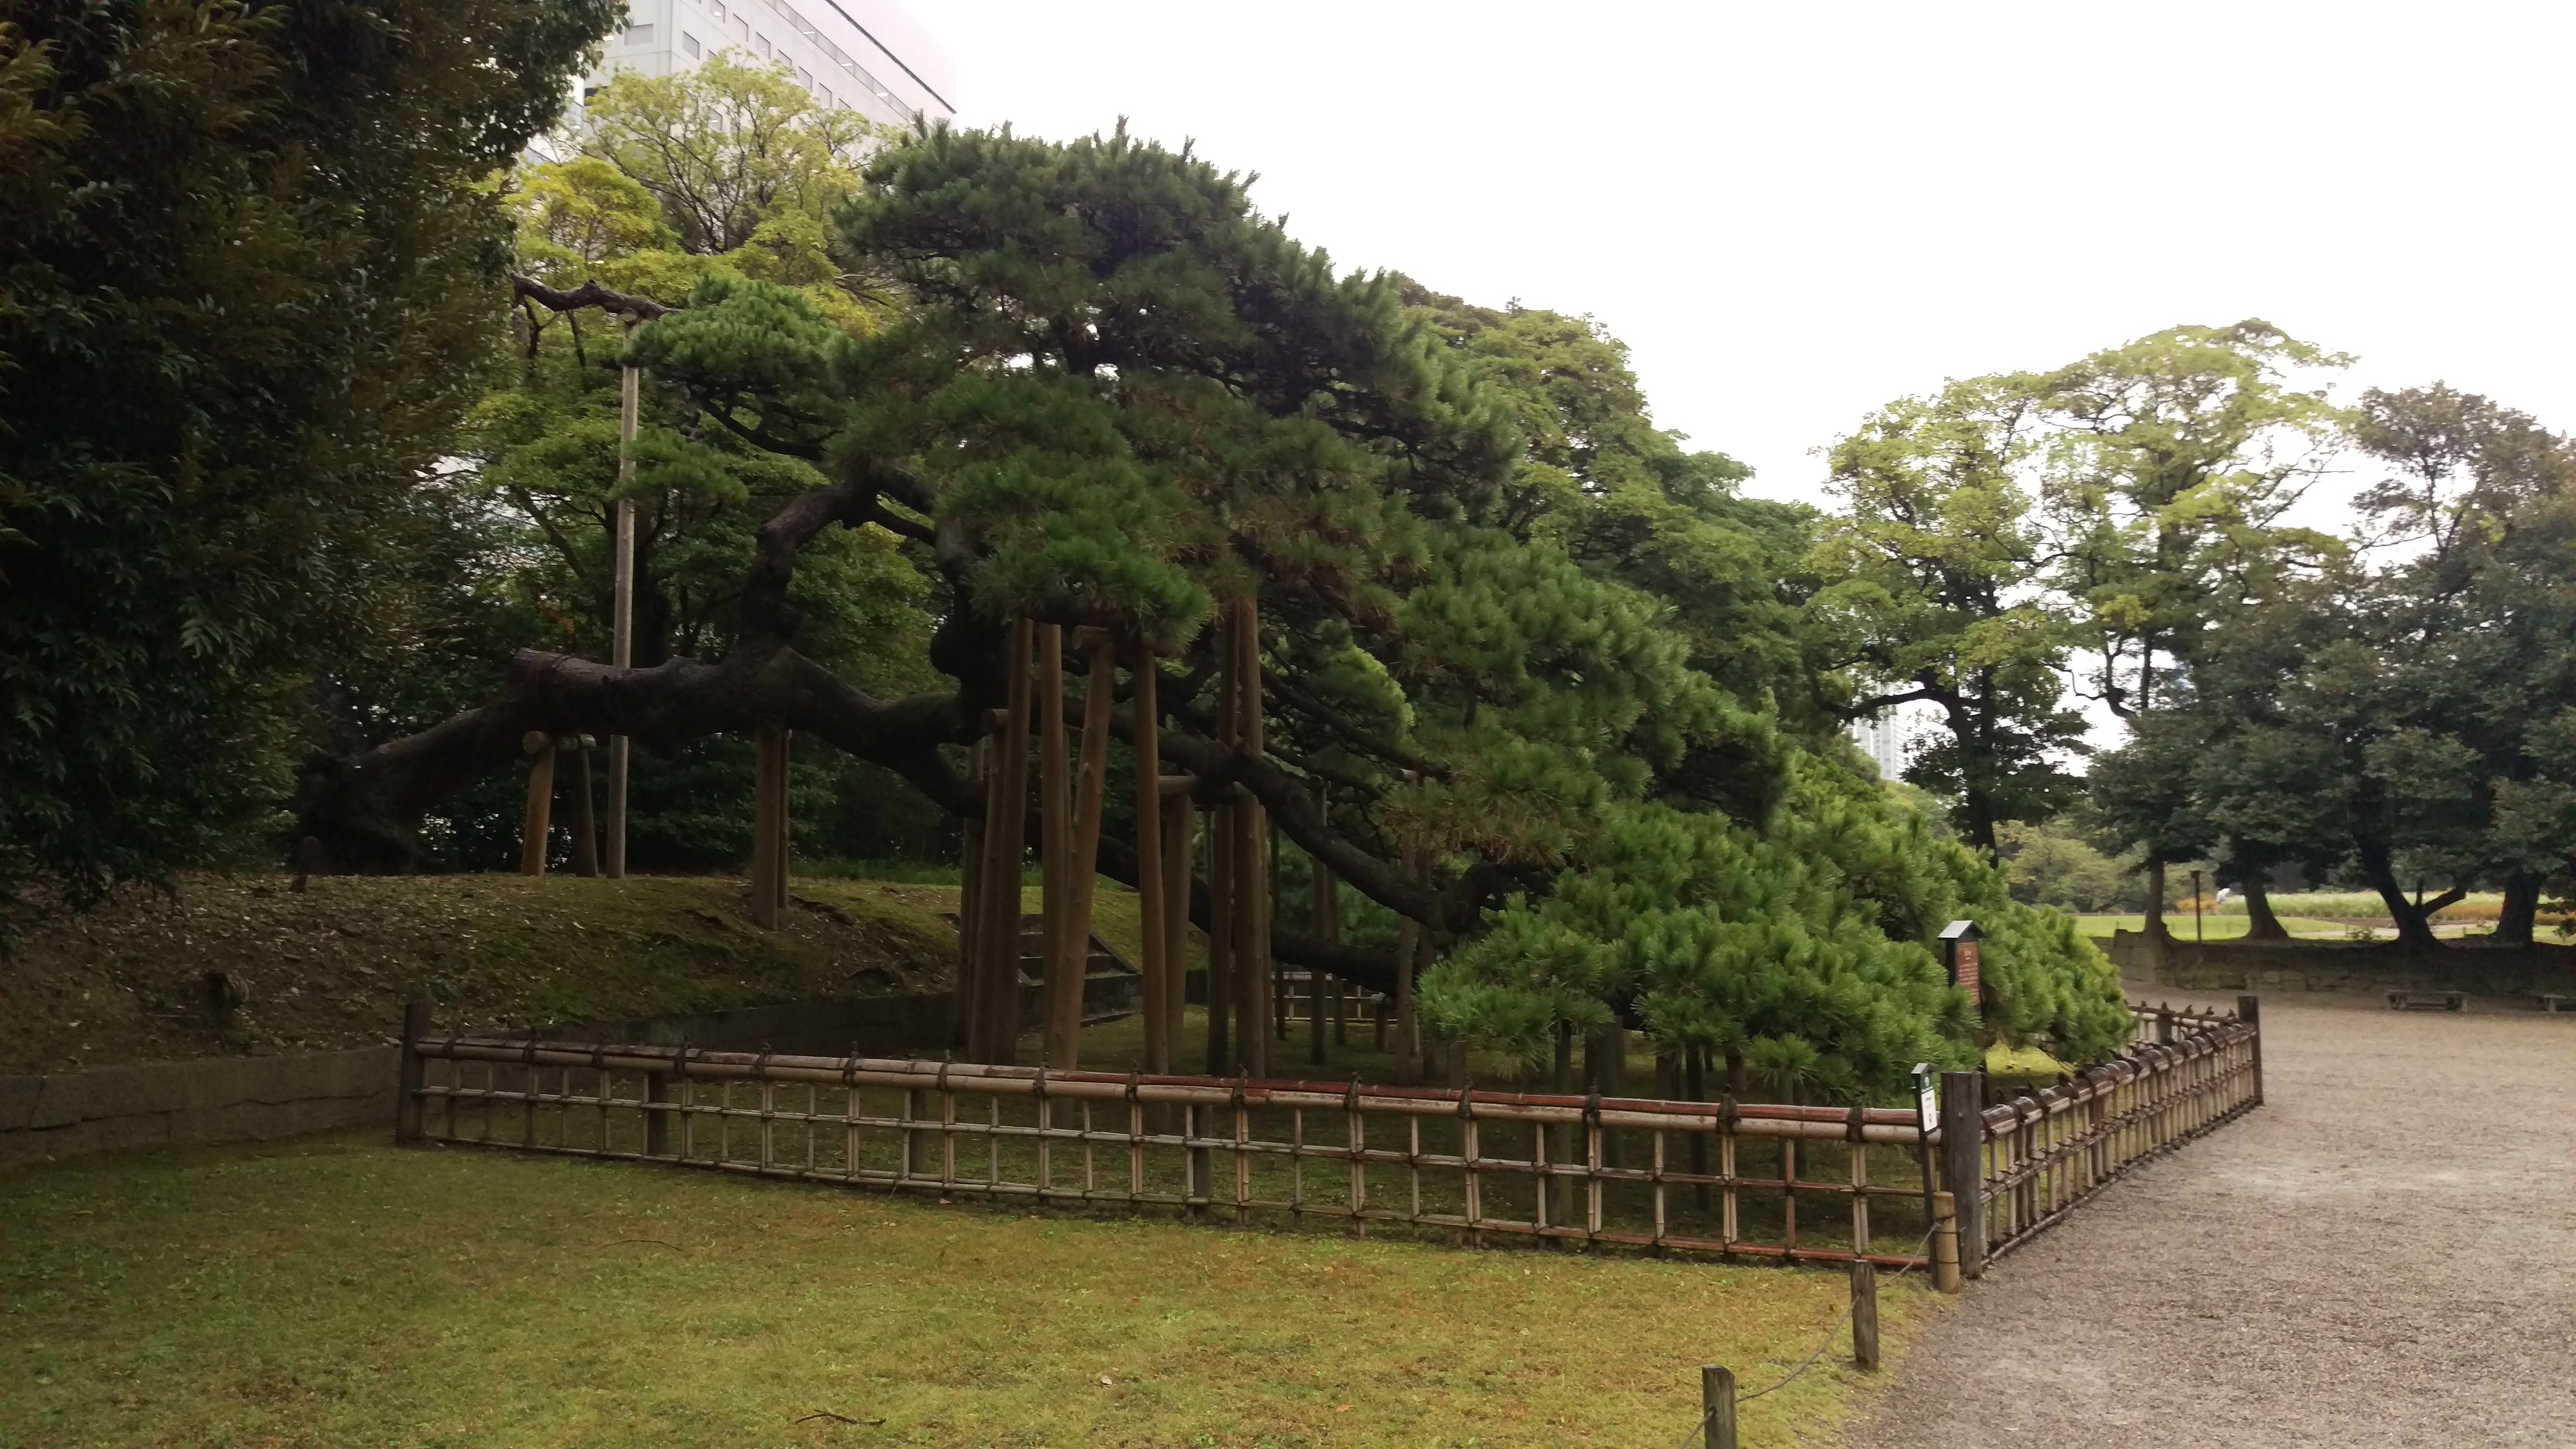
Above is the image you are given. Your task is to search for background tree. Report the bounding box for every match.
[1809,376,2087,854]
[0,0,619,905]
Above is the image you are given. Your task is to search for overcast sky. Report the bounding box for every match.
[920,0,2572,509]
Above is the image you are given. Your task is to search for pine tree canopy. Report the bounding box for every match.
[285,119,2128,1092]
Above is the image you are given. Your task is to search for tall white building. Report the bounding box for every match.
[1848,710,1908,780]
[595,0,957,128]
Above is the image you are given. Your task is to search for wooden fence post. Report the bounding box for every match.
[1700,1366,1737,1449]
[518,731,555,875]
[1850,1258,1880,1369]
[1939,1070,1987,1280]
[2237,993,2264,1106]
[645,1071,670,1155]
[395,996,431,1143]
[1930,1189,1962,1292]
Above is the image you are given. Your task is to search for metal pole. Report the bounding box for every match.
[605,323,640,879]
[2192,867,2204,942]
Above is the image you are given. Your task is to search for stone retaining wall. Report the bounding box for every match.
[0,1046,399,1173]
[2110,929,2576,996]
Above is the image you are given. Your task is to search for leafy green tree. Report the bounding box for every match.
[2035,321,2348,719]
[0,0,617,904]
[1810,376,2088,854]
[1995,818,2132,913]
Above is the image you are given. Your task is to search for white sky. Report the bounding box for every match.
[921,0,2574,509]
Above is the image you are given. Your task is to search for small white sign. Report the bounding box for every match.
[1914,1064,1938,1134]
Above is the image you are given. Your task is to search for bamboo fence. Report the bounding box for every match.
[1969,997,2263,1265]
[394,998,2261,1276]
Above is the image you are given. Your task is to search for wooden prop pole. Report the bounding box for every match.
[1309,793,1335,1066]
[605,323,638,879]
[1206,614,1238,1075]
[1160,788,1194,1071]
[565,735,599,877]
[974,620,1034,1064]
[1133,645,1170,1074]
[749,725,785,929]
[954,738,987,1051]
[518,731,556,876]
[1394,831,1420,1083]
[1051,631,1116,1069]
[1234,598,1271,1080]
[771,729,792,917]
[1037,623,1073,1064]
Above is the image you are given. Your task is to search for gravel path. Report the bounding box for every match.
[1845,994,2576,1448]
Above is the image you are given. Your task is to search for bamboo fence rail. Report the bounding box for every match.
[395,998,2262,1276]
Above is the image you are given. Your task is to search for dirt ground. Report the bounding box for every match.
[1845,991,2576,1448]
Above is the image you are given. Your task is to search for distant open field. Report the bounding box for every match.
[2068,914,2357,942]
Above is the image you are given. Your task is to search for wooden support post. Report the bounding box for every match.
[606,325,639,880]
[1160,788,1193,1072]
[1233,597,1271,1080]
[1939,1070,1987,1280]
[565,736,599,877]
[2237,993,2264,1106]
[1850,1259,1880,1369]
[1205,793,1233,1075]
[1134,645,1170,1075]
[518,731,556,875]
[749,724,786,930]
[954,739,987,1052]
[1700,1366,1737,1449]
[973,620,1034,1064]
[1309,816,1335,1067]
[394,996,431,1143]
[1036,623,1075,1065]
[645,1071,670,1156]
[1050,632,1115,1070]
[1395,831,1421,1084]
[771,729,791,917]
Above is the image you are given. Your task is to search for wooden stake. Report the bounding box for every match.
[1701,1366,1737,1449]
[1037,623,1074,1064]
[565,736,600,878]
[1051,634,1115,1070]
[518,731,555,876]
[974,620,1034,1064]
[1851,1259,1880,1369]
[1133,644,1170,1075]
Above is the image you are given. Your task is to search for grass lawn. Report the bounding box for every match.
[2066,913,2354,942]
[0,1134,1929,1448]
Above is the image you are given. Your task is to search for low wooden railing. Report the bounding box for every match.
[1966,996,2263,1267]
[398,1030,1938,1268]
[393,996,2263,1278]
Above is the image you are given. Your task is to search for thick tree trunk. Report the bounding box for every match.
[2496,871,2540,947]
[2143,860,2174,945]
[2359,840,2460,954]
[2238,874,2289,942]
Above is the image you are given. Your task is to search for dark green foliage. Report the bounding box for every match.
[0,0,618,903]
